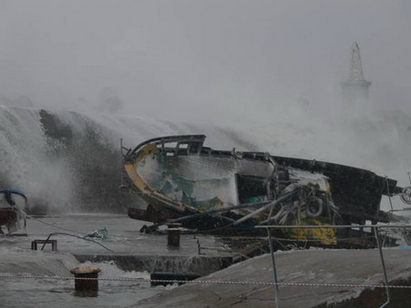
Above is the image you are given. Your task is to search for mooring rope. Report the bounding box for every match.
[40,232,114,252]
[29,216,82,234]
[26,217,114,252]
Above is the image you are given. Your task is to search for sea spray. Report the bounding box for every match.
[0,106,256,214]
[1,104,410,214]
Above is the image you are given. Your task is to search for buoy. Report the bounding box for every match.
[70,266,101,297]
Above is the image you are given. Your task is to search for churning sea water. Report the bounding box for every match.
[0,214,186,308]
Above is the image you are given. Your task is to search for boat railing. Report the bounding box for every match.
[124,134,206,162]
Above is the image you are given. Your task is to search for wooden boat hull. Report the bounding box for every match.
[122,135,403,245]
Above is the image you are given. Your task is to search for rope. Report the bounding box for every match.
[39,232,114,253]
[29,216,82,234]
[27,217,114,252]
[1,274,411,289]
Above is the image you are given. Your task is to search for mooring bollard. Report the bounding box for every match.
[167,223,181,248]
[70,266,101,297]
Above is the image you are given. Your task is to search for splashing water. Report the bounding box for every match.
[0,105,256,214]
[1,104,410,214]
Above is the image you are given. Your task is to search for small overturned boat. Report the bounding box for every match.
[0,189,28,234]
[122,135,411,246]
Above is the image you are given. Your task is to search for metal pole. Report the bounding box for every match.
[120,138,123,185]
[385,177,394,222]
[267,229,280,308]
[373,226,390,308]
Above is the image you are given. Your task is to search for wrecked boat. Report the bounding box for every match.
[0,189,28,234]
[122,135,411,247]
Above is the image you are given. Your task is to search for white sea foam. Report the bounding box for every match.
[0,105,410,214]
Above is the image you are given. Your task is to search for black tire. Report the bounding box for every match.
[306,197,324,218]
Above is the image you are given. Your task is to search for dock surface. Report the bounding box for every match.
[133,248,411,308]
[3,214,411,307]
[5,214,236,275]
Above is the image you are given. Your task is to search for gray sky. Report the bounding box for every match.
[0,0,410,123]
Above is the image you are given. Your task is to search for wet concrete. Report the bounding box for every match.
[6,214,237,275]
[0,214,239,307]
[5,214,411,307]
[75,254,233,276]
[133,248,411,308]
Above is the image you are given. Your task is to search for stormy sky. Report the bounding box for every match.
[0,0,410,123]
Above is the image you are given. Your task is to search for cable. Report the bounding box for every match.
[27,216,114,252]
[29,216,82,234]
[40,232,114,253]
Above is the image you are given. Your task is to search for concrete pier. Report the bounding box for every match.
[74,254,233,276]
[5,214,411,307]
[132,248,411,308]
[10,214,238,276]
